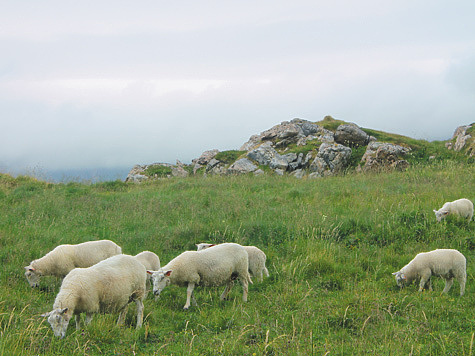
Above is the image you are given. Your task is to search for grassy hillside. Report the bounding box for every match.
[0,162,474,355]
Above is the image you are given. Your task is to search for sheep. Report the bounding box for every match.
[433,198,473,222]
[134,251,160,271]
[147,243,252,310]
[196,243,269,282]
[24,240,122,288]
[133,251,160,297]
[41,254,146,338]
[392,249,466,296]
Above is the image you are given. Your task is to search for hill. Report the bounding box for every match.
[126,116,474,182]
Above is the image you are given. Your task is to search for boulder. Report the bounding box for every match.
[334,123,371,147]
[359,142,411,172]
[446,123,474,156]
[309,143,352,177]
[228,158,258,174]
[247,142,278,166]
[192,149,219,165]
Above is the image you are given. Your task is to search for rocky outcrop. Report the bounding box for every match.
[445,123,474,156]
[358,142,411,172]
[309,143,352,177]
[126,116,470,182]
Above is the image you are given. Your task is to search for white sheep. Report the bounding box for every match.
[196,243,269,282]
[41,254,146,338]
[433,198,473,222]
[147,243,252,310]
[133,251,160,298]
[134,251,160,271]
[24,240,122,287]
[392,249,466,296]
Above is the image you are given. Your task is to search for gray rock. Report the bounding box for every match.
[269,155,289,170]
[447,124,473,155]
[334,123,370,147]
[359,142,411,172]
[247,142,277,165]
[290,169,306,179]
[192,149,219,165]
[228,158,258,174]
[309,143,352,176]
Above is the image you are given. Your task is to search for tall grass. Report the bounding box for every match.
[0,161,473,355]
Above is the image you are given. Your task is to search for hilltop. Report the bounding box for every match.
[126,116,474,182]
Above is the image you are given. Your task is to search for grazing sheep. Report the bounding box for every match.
[433,198,473,222]
[196,243,269,282]
[133,251,160,298]
[134,251,160,271]
[392,249,466,296]
[41,254,146,338]
[24,240,122,287]
[147,243,252,310]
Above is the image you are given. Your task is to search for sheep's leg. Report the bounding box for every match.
[220,281,234,300]
[418,275,430,292]
[240,277,249,302]
[184,283,195,310]
[191,291,197,307]
[85,313,94,325]
[117,305,128,325]
[428,279,433,291]
[442,278,454,294]
[459,276,466,296]
[135,299,144,328]
[75,314,81,330]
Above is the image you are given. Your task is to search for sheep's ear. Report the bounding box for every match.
[146,270,154,275]
[433,210,437,213]
[25,266,35,272]
[392,272,398,275]
[164,270,172,277]
[60,308,68,315]
[443,211,450,215]
[209,244,216,247]
[41,311,51,317]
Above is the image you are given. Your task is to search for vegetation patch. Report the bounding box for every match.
[315,115,347,132]
[215,150,246,164]
[145,165,173,178]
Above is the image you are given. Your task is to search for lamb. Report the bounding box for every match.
[392,249,466,296]
[147,243,252,310]
[433,198,473,222]
[24,239,122,287]
[41,254,146,338]
[196,243,269,282]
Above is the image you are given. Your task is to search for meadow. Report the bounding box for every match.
[0,161,474,355]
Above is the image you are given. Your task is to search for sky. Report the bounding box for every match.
[1,1,475,181]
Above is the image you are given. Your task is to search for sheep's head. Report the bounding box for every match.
[24,266,41,287]
[433,209,449,222]
[196,243,215,251]
[392,271,406,287]
[147,269,172,299]
[42,308,71,338]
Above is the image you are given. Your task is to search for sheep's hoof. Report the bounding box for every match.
[183,306,190,311]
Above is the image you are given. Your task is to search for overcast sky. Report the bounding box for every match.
[1,1,474,179]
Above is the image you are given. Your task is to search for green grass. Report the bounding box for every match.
[215,150,246,164]
[0,162,474,355]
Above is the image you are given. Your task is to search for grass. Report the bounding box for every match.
[0,161,474,355]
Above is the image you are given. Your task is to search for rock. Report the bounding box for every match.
[192,149,219,165]
[309,143,352,176]
[274,169,285,176]
[254,169,265,176]
[247,142,278,166]
[334,123,371,147]
[228,158,258,174]
[447,124,474,156]
[359,142,411,172]
[290,169,306,178]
